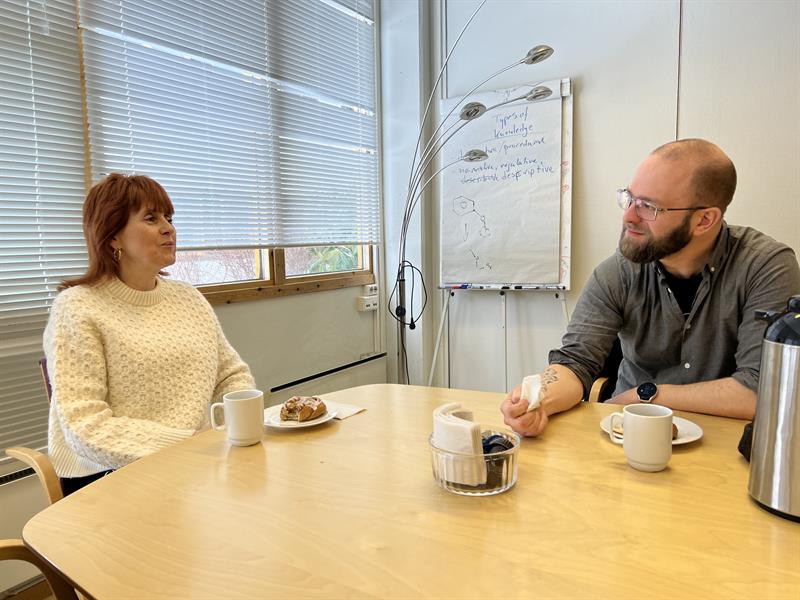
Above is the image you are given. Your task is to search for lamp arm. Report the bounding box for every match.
[401,143,467,268]
[485,93,529,112]
[414,88,535,187]
[404,117,477,222]
[410,117,462,189]
[407,57,524,201]
[408,85,553,206]
[399,155,468,263]
[397,155,465,268]
[484,86,552,112]
[404,0,488,202]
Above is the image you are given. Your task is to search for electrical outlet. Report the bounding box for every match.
[357,295,379,312]
[362,283,379,296]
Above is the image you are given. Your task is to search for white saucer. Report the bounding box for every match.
[263,405,337,429]
[600,414,703,445]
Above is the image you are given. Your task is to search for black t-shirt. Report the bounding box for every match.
[659,263,703,318]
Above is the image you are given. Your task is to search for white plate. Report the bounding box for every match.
[600,414,703,445]
[263,405,337,429]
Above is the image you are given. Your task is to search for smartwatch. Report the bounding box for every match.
[636,382,658,403]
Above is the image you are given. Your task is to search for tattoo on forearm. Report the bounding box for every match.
[541,367,559,395]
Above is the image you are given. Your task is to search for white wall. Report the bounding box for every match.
[678,1,800,247]
[380,0,800,393]
[215,286,385,398]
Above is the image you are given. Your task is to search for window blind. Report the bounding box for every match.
[80,0,380,249]
[0,0,87,475]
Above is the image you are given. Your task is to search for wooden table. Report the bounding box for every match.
[24,384,799,599]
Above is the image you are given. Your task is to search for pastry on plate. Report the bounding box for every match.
[280,396,327,422]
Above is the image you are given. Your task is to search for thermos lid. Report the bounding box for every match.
[758,295,800,346]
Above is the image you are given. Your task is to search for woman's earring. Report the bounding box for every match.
[113,247,122,262]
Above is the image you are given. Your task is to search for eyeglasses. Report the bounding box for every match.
[616,188,709,221]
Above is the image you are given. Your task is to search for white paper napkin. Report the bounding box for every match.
[432,402,487,486]
[521,374,543,411]
[321,399,365,420]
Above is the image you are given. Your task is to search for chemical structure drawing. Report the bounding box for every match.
[469,249,492,271]
[452,195,491,241]
[451,195,493,271]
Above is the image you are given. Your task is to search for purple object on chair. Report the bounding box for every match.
[39,357,52,402]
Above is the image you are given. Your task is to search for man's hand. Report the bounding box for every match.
[501,384,550,437]
[500,365,583,437]
[606,388,639,405]
[607,379,756,419]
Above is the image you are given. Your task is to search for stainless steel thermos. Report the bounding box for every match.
[750,296,800,521]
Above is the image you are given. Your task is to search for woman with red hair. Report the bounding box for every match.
[44,173,254,495]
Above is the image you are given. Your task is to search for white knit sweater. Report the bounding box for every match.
[43,277,255,478]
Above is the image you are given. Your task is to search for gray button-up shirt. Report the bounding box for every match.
[550,224,800,397]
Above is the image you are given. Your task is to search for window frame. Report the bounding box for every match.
[75,0,381,304]
[196,246,376,305]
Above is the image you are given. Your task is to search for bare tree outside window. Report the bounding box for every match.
[170,250,261,286]
[169,246,368,287]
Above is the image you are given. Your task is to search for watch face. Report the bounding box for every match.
[637,382,658,401]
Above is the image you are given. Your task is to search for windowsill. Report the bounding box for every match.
[199,271,376,305]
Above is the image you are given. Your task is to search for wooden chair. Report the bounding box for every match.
[588,376,614,403]
[0,539,78,600]
[3,362,86,600]
[586,337,623,403]
[4,358,64,505]
[5,446,63,505]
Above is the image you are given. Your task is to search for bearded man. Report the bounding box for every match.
[501,139,800,436]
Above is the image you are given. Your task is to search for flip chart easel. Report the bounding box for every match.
[439,78,573,290]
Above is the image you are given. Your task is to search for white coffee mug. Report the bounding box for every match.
[210,389,265,446]
[609,404,673,472]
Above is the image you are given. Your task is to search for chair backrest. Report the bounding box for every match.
[0,539,78,600]
[2,364,68,600]
[5,358,63,505]
[39,357,53,402]
[5,447,63,504]
[598,337,623,400]
[587,337,623,403]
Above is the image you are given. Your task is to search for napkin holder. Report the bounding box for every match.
[430,403,520,496]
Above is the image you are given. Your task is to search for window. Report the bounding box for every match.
[285,245,367,277]
[171,249,265,287]
[80,0,380,294]
[171,244,371,287]
[0,0,380,473]
[0,0,87,475]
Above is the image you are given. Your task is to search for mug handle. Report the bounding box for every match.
[608,412,624,445]
[209,402,225,431]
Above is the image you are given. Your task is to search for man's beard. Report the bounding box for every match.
[619,214,693,264]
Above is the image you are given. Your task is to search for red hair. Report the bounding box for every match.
[59,174,174,290]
